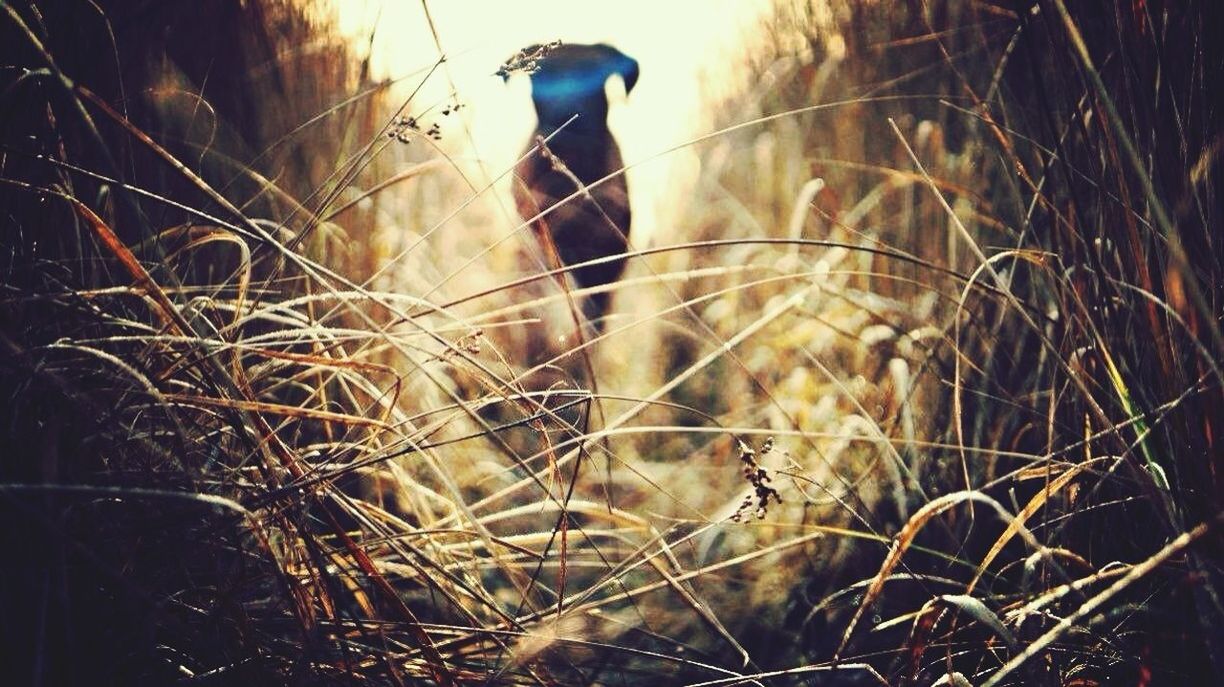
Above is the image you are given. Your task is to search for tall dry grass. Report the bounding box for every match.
[1,0,1220,685]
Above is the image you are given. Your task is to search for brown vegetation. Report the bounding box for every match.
[0,1,1220,684]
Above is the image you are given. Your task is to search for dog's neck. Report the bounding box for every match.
[532,94,611,137]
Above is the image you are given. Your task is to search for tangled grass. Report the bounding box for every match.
[1,0,1220,685]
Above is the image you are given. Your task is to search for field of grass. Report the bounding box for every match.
[1,0,1221,685]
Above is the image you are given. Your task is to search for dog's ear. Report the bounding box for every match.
[596,44,639,94]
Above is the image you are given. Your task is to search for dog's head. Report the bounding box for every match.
[504,43,638,131]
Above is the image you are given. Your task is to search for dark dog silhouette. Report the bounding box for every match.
[508,43,638,331]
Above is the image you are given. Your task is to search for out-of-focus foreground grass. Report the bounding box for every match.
[1,1,1220,685]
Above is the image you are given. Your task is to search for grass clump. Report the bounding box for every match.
[1,0,1221,685]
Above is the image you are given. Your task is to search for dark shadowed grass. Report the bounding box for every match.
[1,0,1220,685]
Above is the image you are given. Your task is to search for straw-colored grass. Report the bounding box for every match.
[1,0,1219,685]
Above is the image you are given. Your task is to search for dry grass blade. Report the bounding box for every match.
[935,594,1016,650]
[982,512,1224,687]
[966,457,1107,594]
[835,491,1044,660]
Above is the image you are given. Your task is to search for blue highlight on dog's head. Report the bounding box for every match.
[528,44,639,103]
[504,43,639,126]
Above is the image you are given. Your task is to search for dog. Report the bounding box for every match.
[506,43,638,332]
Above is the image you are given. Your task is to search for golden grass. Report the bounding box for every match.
[1,0,1220,684]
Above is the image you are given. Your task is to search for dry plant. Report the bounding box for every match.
[0,0,1220,685]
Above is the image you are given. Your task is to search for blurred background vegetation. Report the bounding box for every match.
[1,0,1220,684]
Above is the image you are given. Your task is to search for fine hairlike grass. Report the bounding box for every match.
[1,0,1219,685]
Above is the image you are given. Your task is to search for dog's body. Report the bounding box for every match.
[510,43,638,330]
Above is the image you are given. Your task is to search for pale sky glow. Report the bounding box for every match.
[326,0,778,247]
